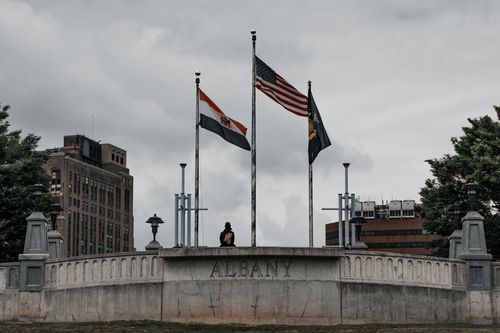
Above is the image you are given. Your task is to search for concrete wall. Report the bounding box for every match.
[340,251,467,324]
[0,248,498,325]
[40,252,162,322]
[0,263,20,321]
[161,247,341,325]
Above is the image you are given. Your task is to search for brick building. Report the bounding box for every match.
[44,135,134,257]
[325,200,445,255]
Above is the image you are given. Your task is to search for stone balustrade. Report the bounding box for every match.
[0,263,19,290]
[342,250,465,289]
[492,262,500,290]
[44,252,161,289]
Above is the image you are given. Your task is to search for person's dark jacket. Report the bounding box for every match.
[220,229,235,247]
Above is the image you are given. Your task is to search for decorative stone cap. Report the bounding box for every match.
[145,240,162,251]
[449,229,463,240]
[159,247,345,258]
[458,253,492,260]
[19,253,49,261]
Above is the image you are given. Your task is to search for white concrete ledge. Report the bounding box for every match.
[160,246,345,258]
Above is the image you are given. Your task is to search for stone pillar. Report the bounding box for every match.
[349,217,368,250]
[458,211,492,291]
[18,211,49,291]
[448,229,463,259]
[47,230,64,259]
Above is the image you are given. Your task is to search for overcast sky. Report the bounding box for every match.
[1,0,499,249]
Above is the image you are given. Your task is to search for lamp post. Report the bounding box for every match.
[49,203,62,231]
[145,213,164,250]
[349,216,368,250]
[349,216,366,243]
[452,203,461,230]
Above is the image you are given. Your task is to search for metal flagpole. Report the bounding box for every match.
[251,29,257,247]
[343,163,350,246]
[338,193,343,247]
[308,81,313,248]
[309,164,313,247]
[180,163,187,246]
[195,71,200,247]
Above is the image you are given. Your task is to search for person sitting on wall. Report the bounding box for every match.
[220,222,235,247]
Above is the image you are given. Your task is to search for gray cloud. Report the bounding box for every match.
[2,0,500,249]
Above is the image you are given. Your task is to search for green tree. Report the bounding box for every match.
[0,104,51,262]
[420,107,500,258]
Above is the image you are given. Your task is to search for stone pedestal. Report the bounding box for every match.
[449,229,463,259]
[458,211,492,291]
[47,230,64,259]
[18,212,49,291]
[145,240,162,251]
[350,241,368,250]
[18,253,49,292]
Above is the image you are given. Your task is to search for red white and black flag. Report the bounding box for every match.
[255,56,308,117]
[199,89,251,151]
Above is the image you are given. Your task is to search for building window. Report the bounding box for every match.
[90,179,97,201]
[50,170,61,193]
[363,211,375,218]
[106,224,113,253]
[75,174,81,195]
[124,226,129,252]
[107,185,114,208]
[115,224,121,252]
[124,189,130,212]
[69,171,73,193]
[390,210,401,218]
[90,217,96,255]
[98,219,105,254]
[67,215,72,257]
[99,183,105,204]
[402,210,414,218]
[115,187,121,209]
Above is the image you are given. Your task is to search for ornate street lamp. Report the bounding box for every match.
[30,184,47,211]
[145,213,164,250]
[49,203,63,231]
[465,182,478,211]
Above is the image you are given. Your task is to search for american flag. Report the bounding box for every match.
[255,56,308,117]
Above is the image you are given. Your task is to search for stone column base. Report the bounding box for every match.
[18,253,49,292]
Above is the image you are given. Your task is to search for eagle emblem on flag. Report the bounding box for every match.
[220,115,231,128]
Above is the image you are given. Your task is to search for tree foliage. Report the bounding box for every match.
[420,107,500,258]
[0,104,51,262]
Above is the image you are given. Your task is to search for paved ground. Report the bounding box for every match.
[1,321,500,333]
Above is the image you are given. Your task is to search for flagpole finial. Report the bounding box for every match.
[251,29,256,41]
[195,71,201,84]
[308,80,311,88]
